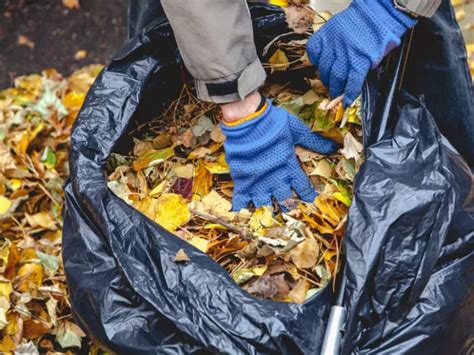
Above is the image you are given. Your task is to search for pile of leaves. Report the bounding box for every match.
[0,66,103,353]
[106,5,364,304]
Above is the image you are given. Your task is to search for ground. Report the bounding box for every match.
[0,0,128,89]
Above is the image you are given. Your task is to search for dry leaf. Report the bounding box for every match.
[25,212,56,230]
[73,49,87,60]
[284,6,314,34]
[192,160,213,198]
[17,35,35,49]
[62,0,80,9]
[173,249,190,262]
[16,263,44,292]
[289,237,319,269]
[268,49,290,73]
[289,279,310,304]
[310,159,332,179]
[155,193,190,232]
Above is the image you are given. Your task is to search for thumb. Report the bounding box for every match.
[288,115,339,155]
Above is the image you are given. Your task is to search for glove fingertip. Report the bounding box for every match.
[343,95,356,109]
[299,187,318,204]
[231,195,250,212]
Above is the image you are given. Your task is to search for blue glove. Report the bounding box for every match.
[221,100,338,211]
[306,0,416,107]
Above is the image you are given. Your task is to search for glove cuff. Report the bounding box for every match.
[221,99,287,146]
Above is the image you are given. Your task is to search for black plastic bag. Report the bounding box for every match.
[62,4,474,354]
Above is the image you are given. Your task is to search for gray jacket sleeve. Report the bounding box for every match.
[161,0,266,104]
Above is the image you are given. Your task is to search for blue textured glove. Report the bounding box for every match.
[307,0,416,107]
[221,100,338,211]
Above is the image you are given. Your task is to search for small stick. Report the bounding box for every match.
[189,208,254,241]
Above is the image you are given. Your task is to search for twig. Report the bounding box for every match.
[189,208,254,241]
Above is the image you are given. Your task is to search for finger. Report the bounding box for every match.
[289,115,339,154]
[318,47,333,87]
[231,193,251,212]
[291,167,317,203]
[343,63,370,108]
[273,184,293,203]
[252,193,273,208]
[329,61,348,99]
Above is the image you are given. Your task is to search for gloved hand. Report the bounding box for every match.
[221,99,338,211]
[306,0,417,107]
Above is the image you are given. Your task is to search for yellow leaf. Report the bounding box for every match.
[14,74,42,94]
[149,180,167,198]
[289,237,319,269]
[134,197,159,220]
[0,335,15,352]
[155,193,190,232]
[25,211,57,230]
[249,207,277,237]
[9,179,22,191]
[62,91,85,111]
[0,240,10,275]
[0,196,12,215]
[15,122,44,156]
[203,153,230,174]
[0,280,13,300]
[268,49,290,73]
[315,197,345,225]
[335,104,345,122]
[269,0,288,6]
[323,250,338,262]
[16,263,44,292]
[188,236,209,252]
[192,160,213,198]
[132,147,174,171]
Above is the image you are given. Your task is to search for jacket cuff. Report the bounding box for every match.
[194,57,267,104]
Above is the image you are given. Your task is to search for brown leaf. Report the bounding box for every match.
[133,140,154,157]
[23,319,50,340]
[289,237,319,269]
[62,0,80,9]
[173,249,190,262]
[17,35,35,49]
[244,274,290,300]
[179,129,194,148]
[289,279,310,304]
[192,160,213,198]
[16,263,44,292]
[210,126,225,143]
[73,49,87,60]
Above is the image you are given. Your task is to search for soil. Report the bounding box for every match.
[0,0,128,89]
